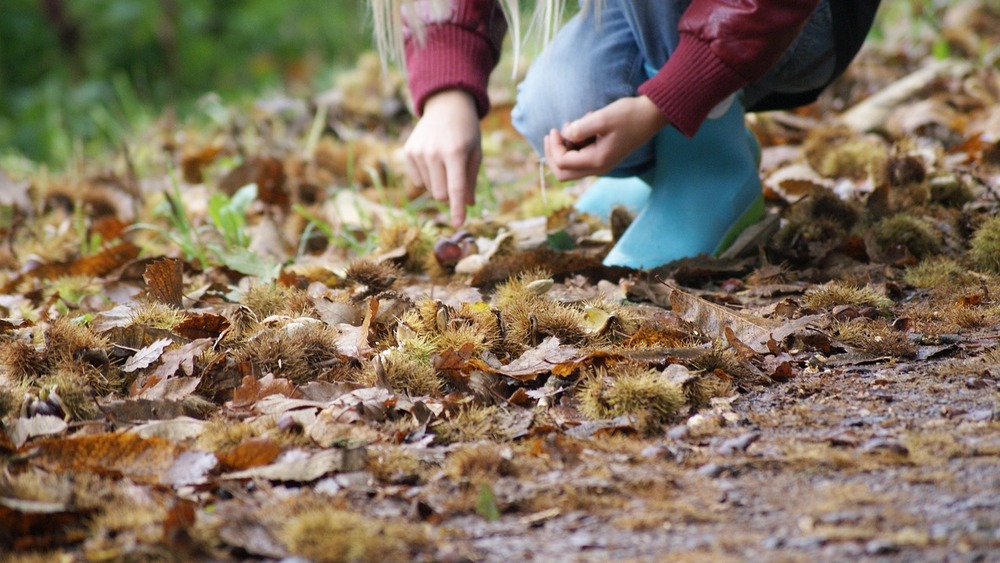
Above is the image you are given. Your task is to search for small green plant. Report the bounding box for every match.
[293,202,377,256]
[134,176,279,280]
[208,183,256,250]
[205,183,281,279]
[73,203,104,257]
[476,483,502,521]
[146,178,210,267]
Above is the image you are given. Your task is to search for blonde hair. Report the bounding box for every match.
[370,0,590,72]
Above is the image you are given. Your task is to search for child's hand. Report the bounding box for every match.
[404,89,482,227]
[544,96,668,181]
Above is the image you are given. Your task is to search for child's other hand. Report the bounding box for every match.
[544,96,668,181]
[404,89,482,227]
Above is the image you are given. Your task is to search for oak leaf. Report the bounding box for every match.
[122,338,173,373]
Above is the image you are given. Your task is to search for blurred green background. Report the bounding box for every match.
[0,0,370,166]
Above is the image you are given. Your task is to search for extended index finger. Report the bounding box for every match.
[445,154,473,226]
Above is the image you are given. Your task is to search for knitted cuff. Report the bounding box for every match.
[638,35,748,137]
[405,25,499,118]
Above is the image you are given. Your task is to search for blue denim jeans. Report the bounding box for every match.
[511,0,835,177]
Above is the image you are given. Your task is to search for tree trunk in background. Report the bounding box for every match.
[39,0,84,80]
[158,0,181,96]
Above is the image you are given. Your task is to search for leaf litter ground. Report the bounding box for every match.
[3,5,1000,561]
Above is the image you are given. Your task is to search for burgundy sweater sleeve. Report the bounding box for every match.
[404,0,507,118]
[638,0,820,137]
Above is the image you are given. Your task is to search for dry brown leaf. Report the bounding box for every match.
[0,169,31,210]
[215,512,288,558]
[765,357,798,381]
[840,59,972,133]
[180,141,225,184]
[231,373,298,408]
[334,297,377,358]
[220,448,366,482]
[764,163,835,203]
[217,437,284,471]
[8,415,68,448]
[0,498,94,550]
[144,258,184,308]
[667,283,780,353]
[724,326,762,361]
[129,417,207,441]
[311,297,363,326]
[0,242,140,293]
[91,304,136,332]
[500,337,586,381]
[138,376,202,401]
[163,449,219,487]
[432,342,477,373]
[122,337,174,373]
[151,338,213,379]
[99,398,197,422]
[322,387,397,422]
[163,498,198,549]
[90,216,129,242]
[173,312,231,340]
[26,433,193,485]
[219,155,288,207]
[884,98,964,139]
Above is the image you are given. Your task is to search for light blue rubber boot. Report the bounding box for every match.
[602,99,764,269]
[574,175,652,218]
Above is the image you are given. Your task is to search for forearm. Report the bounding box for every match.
[404,0,508,117]
[639,0,820,136]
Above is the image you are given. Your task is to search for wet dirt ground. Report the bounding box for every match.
[433,347,1000,562]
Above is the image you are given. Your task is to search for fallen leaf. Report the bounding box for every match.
[432,342,477,376]
[90,216,128,242]
[150,338,213,379]
[334,297,377,358]
[27,433,188,485]
[163,449,219,487]
[219,155,288,207]
[180,141,224,183]
[764,162,835,203]
[724,326,761,362]
[667,282,780,353]
[138,376,202,401]
[840,59,972,133]
[8,415,68,448]
[231,373,298,408]
[957,293,983,307]
[718,432,761,455]
[91,303,137,332]
[0,169,31,210]
[769,360,798,381]
[129,417,208,441]
[1,242,140,293]
[499,337,585,381]
[216,513,289,559]
[173,313,230,340]
[123,338,174,373]
[144,258,184,309]
[220,448,366,482]
[311,297,363,326]
[325,387,397,421]
[217,438,284,471]
[0,497,94,550]
[253,395,326,416]
[99,397,208,422]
